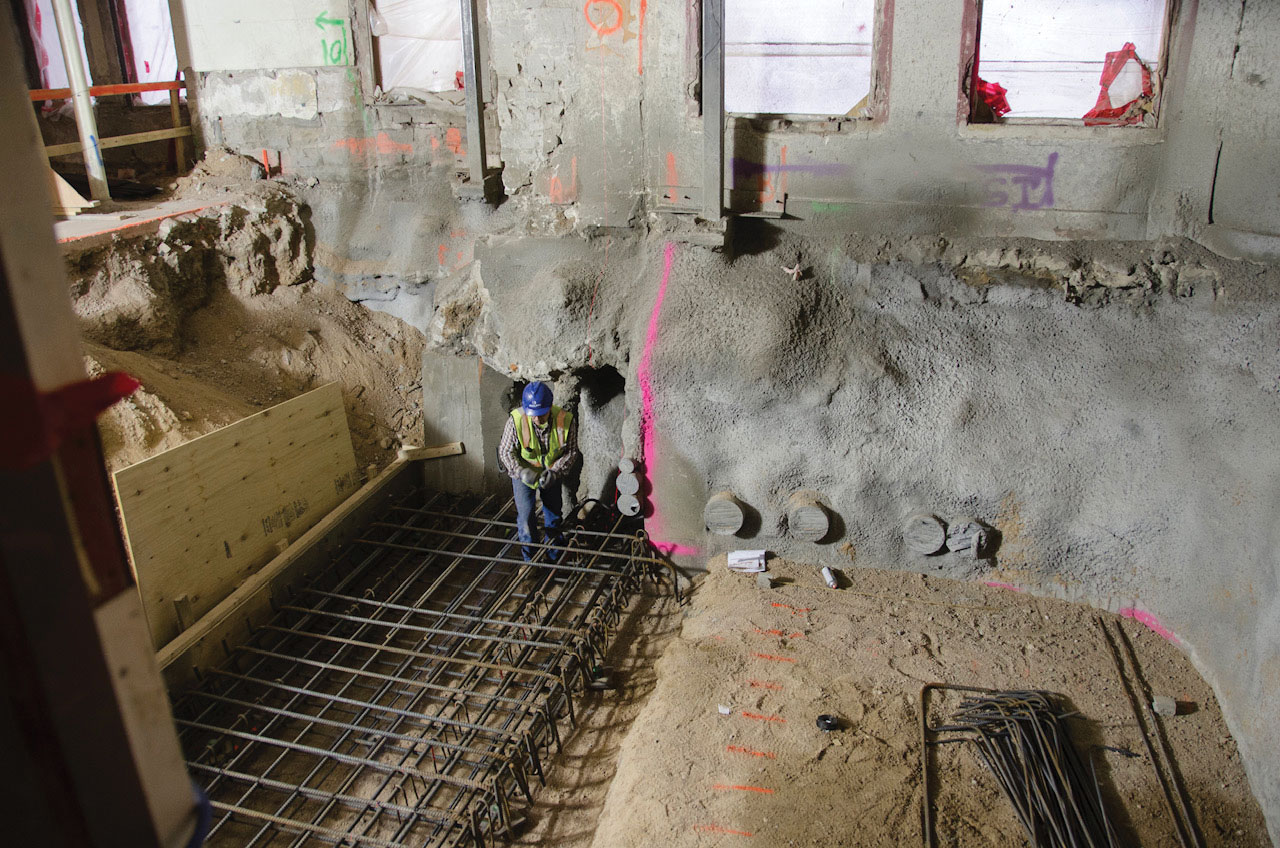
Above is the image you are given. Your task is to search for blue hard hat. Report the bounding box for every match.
[521,381,553,416]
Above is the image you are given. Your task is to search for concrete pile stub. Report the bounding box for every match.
[704,491,746,536]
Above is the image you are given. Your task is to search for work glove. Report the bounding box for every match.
[538,469,555,489]
[519,467,539,488]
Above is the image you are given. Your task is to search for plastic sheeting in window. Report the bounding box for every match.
[372,0,463,94]
[122,0,179,105]
[725,0,874,115]
[978,0,1166,120]
[22,0,90,93]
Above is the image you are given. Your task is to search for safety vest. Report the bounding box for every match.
[511,407,572,482]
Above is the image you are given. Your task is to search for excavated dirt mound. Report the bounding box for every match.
[66,185,427,474]
[589,559,1271,847]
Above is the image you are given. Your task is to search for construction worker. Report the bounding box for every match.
[499,381,579,562]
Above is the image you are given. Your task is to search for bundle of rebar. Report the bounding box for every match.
[931,690,1116,848]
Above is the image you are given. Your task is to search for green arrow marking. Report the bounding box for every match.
[315,12,344,29]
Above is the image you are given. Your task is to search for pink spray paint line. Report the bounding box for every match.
[1119,607,1179,643]
[637,242,701,558]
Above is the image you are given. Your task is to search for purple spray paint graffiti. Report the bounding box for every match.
[975,152,1058,211]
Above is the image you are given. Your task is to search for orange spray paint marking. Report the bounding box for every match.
[771,602,811,613]
[261,149,270,176]
[637,0,648,74]
[548,156,579,203]
[694,824,754,837]
[754,628,804,639]
[714,784,774,794]
[437,245,448,265]
[727,745,776,759]
[740,711,786,723]
[583,0,624,36]
[746,679,783,690]
[665,152,678,203]
[445,127,464,155]
[752,652,796,663]
[430,136,440,151]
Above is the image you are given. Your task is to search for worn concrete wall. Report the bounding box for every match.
[184,0,1280,246]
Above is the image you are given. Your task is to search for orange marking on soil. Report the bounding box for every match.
[754,628,805,639]
[752,652,796,663]
[727,745,776,759]
[694,824,754,837]
[771,602,811,614]
[746,679,783,690]
[714,784,774,794]
[740,711,786,723]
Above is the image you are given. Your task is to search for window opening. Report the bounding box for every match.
[974,0,1168,124]
[20,0,91,93]
[369,0,464,95]
[120,0,179,105]
[725,0,875,116]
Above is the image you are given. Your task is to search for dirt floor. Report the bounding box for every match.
[576,557,1271,847]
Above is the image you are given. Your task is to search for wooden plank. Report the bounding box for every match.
[45,126,193,158]
[158,458,417,690]
[396,441,464,461]
[47,168,95,217]
[114,383,360,649]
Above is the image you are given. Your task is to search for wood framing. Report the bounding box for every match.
[114,382,360,649]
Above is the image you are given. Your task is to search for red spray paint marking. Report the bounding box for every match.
[740,711,785,723]
[694,824,753,837]
[754,628,804,639]
[752,652,795,663]
[746,679,783,690]
[714,784,774,794]
[445,127,464,155]
[637,0,648,74]
[665,152,678,203]
[984,581,1025,593]
[261,149,271,176]
[727,745,776,759]
[637,242,702,557]
[1119,607,1180,643]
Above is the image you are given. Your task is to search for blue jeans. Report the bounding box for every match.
[512,477,563,562]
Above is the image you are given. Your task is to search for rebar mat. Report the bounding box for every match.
[171,488,675,848]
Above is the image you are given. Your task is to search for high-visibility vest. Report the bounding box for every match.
[511,407,572,486]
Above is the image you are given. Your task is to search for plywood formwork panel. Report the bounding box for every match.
[114,382,359,649]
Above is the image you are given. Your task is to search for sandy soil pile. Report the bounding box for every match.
[64,175,427,474]
[587,558,1270,847]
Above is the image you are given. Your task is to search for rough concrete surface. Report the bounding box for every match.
[424,224,1280,842]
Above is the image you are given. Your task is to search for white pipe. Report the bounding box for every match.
[49,0,109,201]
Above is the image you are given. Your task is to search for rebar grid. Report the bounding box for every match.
[172,488,671,848]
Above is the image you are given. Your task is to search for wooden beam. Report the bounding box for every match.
[396,441,465,462]
[44,125,192,158]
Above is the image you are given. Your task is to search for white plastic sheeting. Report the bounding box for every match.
[979,0,1167,119]
[122,0,179,105]
[21,0,90,92]
[725,0,874,116]
[372,0,463,94]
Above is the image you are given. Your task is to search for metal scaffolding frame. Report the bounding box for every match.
[171,488,675,847]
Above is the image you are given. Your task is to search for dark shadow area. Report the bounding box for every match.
[816,506,845,545]
[736,499,762,538]
[730,217,784,258]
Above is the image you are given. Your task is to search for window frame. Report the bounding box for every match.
[961,0,1177,129]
